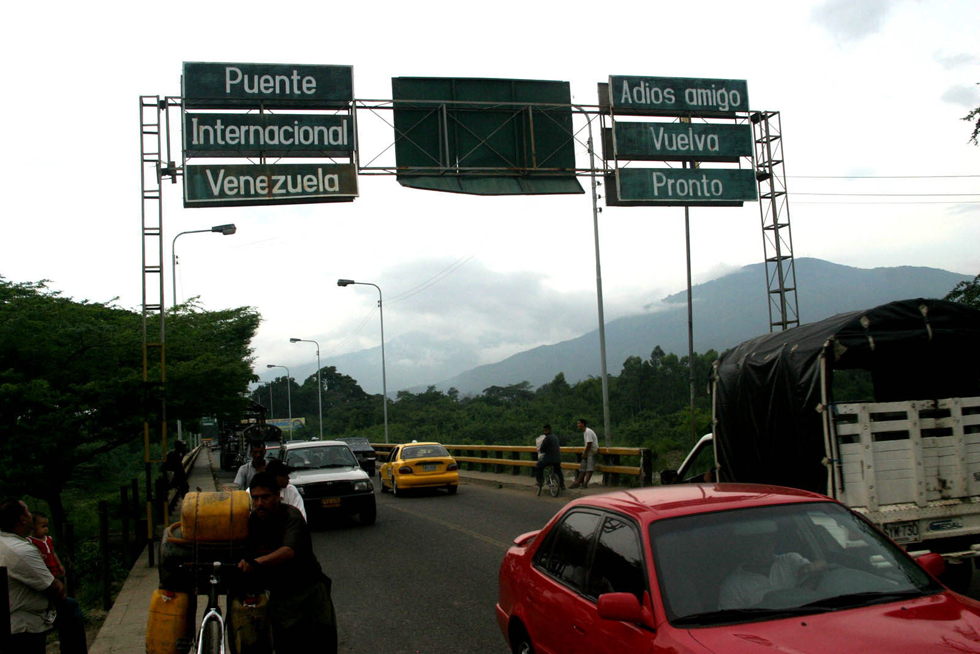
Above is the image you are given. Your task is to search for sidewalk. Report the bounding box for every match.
[89,447,218,654]
[89,453,625,652]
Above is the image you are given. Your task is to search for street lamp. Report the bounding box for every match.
[266,364,292,440]
[289,338,323,440]
[337,278,389,444]
[171,224,237,307]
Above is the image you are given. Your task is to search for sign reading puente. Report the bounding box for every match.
[181,62,357,208]
[606,75,757,207]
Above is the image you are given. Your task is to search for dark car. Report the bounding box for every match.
[338,437,377,476]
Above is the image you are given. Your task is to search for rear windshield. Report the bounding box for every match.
[402,444,450,460]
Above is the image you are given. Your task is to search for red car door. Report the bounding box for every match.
[578,514,657,654]
[524,509,603,653]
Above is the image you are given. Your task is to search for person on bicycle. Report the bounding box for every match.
[238,471,337,653]
[535,425,564,493]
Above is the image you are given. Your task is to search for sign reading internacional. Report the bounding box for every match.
[609,75,748,117]
[184,113,354,158]
[182,62,353,109]
[184,163,358,208]
[614,168,757,206]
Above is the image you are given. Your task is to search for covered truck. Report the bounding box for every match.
[671,298,980,589]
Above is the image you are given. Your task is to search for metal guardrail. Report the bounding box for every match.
[371,443,654,486]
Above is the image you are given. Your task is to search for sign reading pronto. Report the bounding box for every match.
[613,122,752,163]
[184,113,354,158]
[614,168,757,206]
[183,62,353,109]
[609,76,749,117]
[184,163,358,208]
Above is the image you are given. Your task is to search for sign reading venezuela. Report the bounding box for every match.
[184,163,358,208]
[183,62,353,109]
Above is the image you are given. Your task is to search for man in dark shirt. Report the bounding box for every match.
[534,424,565,492]
[238,471,337,652]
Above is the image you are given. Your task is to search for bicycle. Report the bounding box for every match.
[182,561,240,654]
[536,465,562,498]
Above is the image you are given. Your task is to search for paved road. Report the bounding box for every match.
[214,467,570,653]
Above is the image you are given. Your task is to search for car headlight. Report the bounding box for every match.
[353,479,374,492]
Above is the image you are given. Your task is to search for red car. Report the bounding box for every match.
[496,484,980,654]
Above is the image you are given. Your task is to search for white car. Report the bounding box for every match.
[278,440,376,525]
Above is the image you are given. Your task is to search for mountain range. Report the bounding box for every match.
[319,258,969,397]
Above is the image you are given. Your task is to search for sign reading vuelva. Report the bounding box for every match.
[184,164,358,208]
[609,75,748,117]
[183,62,353,109]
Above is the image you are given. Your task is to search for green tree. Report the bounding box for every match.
[0,279,259,533]
[965,86,980,145]
[945,273,980,309]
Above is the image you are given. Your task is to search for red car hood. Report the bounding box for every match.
[687,593,980,654]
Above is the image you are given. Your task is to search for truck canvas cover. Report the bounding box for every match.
[713,298,980,493]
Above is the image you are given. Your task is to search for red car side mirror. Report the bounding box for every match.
[598,592,642,622]
[916,552,946,579]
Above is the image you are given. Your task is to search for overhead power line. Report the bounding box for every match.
[789,174,980,179]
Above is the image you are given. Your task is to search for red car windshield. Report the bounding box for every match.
[649,501,940,626]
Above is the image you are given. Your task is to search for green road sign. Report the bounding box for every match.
[183,62,353,109]
[184,163,358,208]
[613,122,752,162]
[609,76,749,117]
[184,113,353,158]
[613,168,757,206]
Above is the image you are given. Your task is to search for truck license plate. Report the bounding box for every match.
[884,521,919,544]
[321,498,341,508]
[422,464,437,472]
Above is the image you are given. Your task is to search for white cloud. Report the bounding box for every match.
[811,0,896,42]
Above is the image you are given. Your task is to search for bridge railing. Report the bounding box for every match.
[370,443,654,487]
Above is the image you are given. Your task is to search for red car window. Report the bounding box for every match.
[588,516,646,601]
[535,510,602,594]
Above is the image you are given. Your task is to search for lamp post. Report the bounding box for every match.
[171,224,237,307]
[337,279,389,444]
[266,364,292,440]
[289,338,323,440]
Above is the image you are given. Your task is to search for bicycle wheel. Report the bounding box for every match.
[547,470,561,498]
[201,617,223,654]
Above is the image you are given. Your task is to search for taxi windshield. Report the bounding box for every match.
[401,445,450,460]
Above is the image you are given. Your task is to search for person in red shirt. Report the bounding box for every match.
[29,512,66,580]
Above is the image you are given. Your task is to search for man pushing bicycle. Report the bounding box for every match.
[534,424,564,495]
[238,471,337,652]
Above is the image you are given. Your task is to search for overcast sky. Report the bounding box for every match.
[2,0,978,390]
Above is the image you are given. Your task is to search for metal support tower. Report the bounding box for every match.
[752,111,800,331]
[139,96,167,565]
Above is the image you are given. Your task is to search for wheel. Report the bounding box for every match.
[392,477,401,498]
[547,471,561,498]
[510,628,534,654]
[201,617,223,654]
[447,484,458,495]
[359,502,377,525]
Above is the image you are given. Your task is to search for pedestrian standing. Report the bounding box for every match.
[569,419,598,489]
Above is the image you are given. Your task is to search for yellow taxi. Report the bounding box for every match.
[380,441,459,496]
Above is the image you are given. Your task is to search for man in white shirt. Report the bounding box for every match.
[234,440,269,489]
[718,531,825,609]
[569,419,599,489]
[265,459,307,522]
[1,499,63,653]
